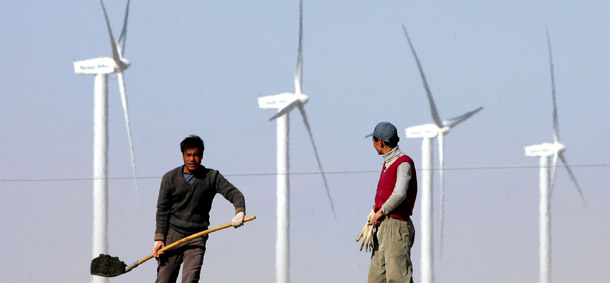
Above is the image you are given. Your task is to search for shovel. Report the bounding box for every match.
[90,215,256,277]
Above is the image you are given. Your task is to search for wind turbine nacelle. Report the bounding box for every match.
[74,57,117,75]
[258,92,308,110]
[405,124,443,139]
[525,142,565,157]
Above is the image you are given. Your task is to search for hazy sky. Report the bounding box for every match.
[1,1,609,282]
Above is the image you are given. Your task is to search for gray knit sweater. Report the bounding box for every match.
[154,165,246,242]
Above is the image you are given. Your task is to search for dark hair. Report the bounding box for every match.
[374,136,400,148]
[180,135,204,154]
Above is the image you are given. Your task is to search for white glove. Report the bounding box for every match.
[355,209,375,252]
[232,211,245,228]
[366,208,375,225]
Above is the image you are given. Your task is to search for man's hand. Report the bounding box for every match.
[372,209,384,227]
[232,211,245,228]
[153,241,165,258]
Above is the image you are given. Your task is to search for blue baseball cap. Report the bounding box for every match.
[365,122,399,142]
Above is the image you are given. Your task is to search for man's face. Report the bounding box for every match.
[372,137,384,155]
[182,147,202,174]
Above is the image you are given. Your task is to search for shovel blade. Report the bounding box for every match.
[90,254,127,277]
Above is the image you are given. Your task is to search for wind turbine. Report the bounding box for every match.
[524,28,586,283]
[257,1,335,282]
[73,1,138,282]
[402,25,483,283]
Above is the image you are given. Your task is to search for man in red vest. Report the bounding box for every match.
[359,121,418,283]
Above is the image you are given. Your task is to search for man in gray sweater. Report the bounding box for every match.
[153,135,246,283]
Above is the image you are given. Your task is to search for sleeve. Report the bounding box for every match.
[155,173,173,242]
[381,162,411,215]
[214,171,246,214]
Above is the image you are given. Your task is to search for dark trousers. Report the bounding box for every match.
[156,227,208,283]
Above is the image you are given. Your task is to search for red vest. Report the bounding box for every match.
[374,154,418,220]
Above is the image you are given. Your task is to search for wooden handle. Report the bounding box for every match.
[138,215,256,265]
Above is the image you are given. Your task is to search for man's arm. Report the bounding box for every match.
[214,170,246,214]
[155,174,173,242]
[215,171,246,227]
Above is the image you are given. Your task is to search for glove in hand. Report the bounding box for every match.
[232,211,245,228]
[355,209,375,252]
[366,208,375,225]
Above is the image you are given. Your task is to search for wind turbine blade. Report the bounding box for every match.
[443,107,484,129]
[117,71,140,207]
[297,104,336,217]
[401,24,443,127]
[269,99,301,121]
[294,0,304,95]
[438,132,446,256]
[546,27,560,143]
[117,0,131,57]
[99,0,121,65]
[559,153,587,206]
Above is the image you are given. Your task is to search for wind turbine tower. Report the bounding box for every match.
[524,28,586,283]
[402,25,483,283]
[258,1,335,282]
[73,1,138,282]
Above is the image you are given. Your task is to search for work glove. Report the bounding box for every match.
[355,209,375,252]
[366,208,375,225]
[232,211,245,228]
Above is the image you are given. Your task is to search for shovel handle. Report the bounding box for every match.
[137,215,256,265]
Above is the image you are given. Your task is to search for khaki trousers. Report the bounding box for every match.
[156,227,208,283]
[368,217,415,283]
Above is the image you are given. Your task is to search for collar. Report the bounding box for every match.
[382,146,404,169]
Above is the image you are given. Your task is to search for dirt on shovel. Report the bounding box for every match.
[91,254,127,277]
